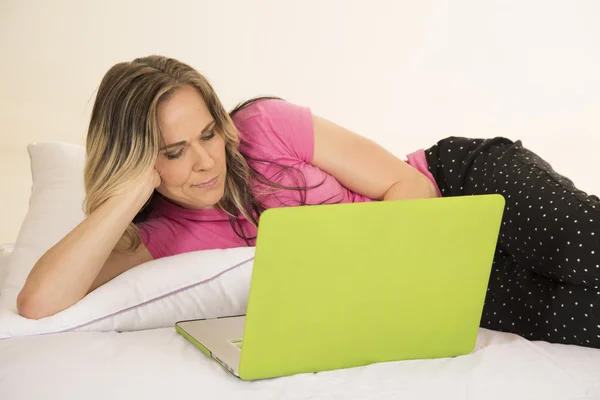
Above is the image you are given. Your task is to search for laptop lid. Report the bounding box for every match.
[237,194,505,380]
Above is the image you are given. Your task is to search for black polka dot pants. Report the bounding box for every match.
[424,136,600,348]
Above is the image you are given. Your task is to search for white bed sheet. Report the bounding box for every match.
[1,327,599,400]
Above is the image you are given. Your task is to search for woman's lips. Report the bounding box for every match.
[193,176,218,189]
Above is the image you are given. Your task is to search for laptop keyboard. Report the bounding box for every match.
[229,338,243,350]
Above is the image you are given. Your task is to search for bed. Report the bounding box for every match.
[1,143,600,400]
[1,317,600,399]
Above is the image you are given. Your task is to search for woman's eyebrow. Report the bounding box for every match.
[160,120,215,150]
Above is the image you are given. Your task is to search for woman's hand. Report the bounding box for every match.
[117,166,162,207]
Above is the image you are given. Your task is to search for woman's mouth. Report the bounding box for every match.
[193,176,218,189]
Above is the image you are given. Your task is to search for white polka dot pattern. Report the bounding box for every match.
[424,137,600,348]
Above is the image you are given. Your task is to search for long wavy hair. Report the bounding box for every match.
[83,55,325,251]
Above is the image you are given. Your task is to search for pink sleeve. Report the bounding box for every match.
[406,149,442,197]
[238,99,314,163]
[136,217,178,259]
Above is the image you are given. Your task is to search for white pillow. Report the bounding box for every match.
[0,243,14,293]
[0,247,254,338]
[0,142,255,338]
[0,142,86,300]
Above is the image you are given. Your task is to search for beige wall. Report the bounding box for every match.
[1,0,599,243]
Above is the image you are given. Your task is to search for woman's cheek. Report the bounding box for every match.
[156,162,190,187]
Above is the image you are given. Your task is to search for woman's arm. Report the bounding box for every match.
[311,114,438,200]
[17,170,159,320]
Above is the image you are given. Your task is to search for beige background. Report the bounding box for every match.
[1,0,599,243]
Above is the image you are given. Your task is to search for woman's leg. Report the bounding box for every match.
[425,136,600,286]
[424,136,600,347]
[482,246,600,347]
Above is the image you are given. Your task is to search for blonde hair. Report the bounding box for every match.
[84,55,266,251]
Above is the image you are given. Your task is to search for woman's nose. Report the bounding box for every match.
[191,145,215,171]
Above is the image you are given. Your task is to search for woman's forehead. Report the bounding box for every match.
[158,86,213,142]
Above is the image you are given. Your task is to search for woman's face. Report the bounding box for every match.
[154,85,227,210]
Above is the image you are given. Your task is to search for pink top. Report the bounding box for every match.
[137,99,440,259]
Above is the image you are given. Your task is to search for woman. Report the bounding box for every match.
[17,55,600,349]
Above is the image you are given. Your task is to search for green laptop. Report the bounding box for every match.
[175,194,505,380]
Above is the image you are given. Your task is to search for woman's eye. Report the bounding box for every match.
[201,130,216,141]
[166,149,184,160]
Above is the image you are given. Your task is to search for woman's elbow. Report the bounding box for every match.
[16,290,53,320]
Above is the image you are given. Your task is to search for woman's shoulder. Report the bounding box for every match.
[230,97,289,124]
[231,97,314,163]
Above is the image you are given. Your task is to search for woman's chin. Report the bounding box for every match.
[189,188,226,210]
